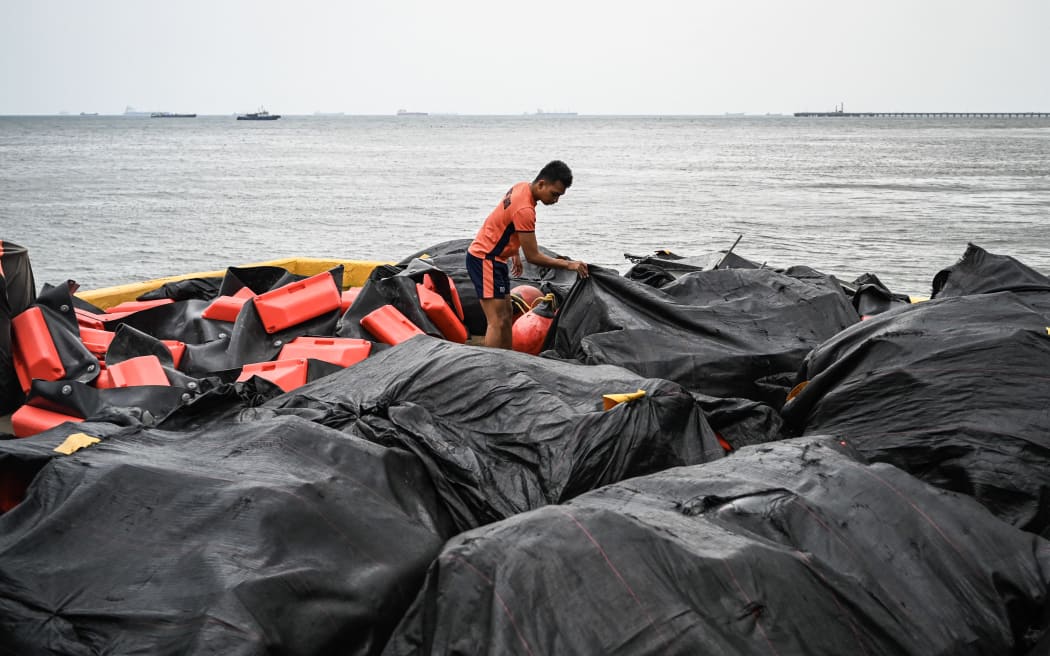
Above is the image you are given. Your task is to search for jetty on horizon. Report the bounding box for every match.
[796,103,1049,118]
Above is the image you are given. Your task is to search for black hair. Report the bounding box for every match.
[534,160,573,188]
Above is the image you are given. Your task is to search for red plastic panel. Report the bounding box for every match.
[79,327,116,357]
[74,307,105,330]
[160,340,186,368]
[278,336,372,368]
[201,287,255,322]
[11,405,83,438]
[417,284,468,343]
[423,273,465,321]
[106,355,169,388]
[253,273,340,334]
[237,359,309,392]
[360,305,424,345]
[11,307,65,392]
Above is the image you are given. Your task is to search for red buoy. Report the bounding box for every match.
[511,298,557,355]
[511,285,543,308]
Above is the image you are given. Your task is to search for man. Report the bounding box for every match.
[466,160,589,349]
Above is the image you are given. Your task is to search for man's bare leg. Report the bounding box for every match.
[479,298,513,349]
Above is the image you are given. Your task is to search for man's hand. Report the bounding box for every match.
[567,260,589,278]
[510,255,523,278]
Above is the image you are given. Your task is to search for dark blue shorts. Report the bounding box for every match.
[466,253,509,299]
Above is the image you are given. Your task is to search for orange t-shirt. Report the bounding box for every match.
[468,182,536,262]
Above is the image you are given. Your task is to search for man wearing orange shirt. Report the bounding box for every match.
[466,160,589,349]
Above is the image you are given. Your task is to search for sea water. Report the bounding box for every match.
[2,114,1049,295]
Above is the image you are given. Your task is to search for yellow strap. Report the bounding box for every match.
[54,432,100,455]
[1046,327,1050,336]
[603,389,646,411]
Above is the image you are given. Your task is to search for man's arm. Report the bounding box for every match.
[518,232,589,277]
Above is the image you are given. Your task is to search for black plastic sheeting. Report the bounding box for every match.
[0,240,37,316]
[546,266,858,408]
[385,437,1050,656]
[933,243,1050,298]
[849,272,913,317]
[1,241,38,414]
[622,249,762,288]
[259,335,724,533]
[0,416,454,655]
[782,289,1050,535]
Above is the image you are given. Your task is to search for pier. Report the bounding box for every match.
[795,111,1050,118]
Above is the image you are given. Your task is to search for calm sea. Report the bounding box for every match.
[2,114,1049,295]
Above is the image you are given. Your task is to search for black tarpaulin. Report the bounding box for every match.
[782,290,1050,534]
[261,335,724,532]
[849,272,913,317]
[384,437,1050,656]
[0,240,37,316]
[547,266,858,407]
[933,243,1050,298]
[0,415,454,655]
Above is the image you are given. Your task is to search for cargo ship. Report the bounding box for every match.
[236,108,280,121]
[150,112,197,118]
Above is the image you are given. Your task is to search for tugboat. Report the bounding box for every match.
[237,107,281,121]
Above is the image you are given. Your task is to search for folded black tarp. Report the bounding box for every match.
[622,249,762,288]
[384,437,1050,656]
[0,240,37,316]
[0,415,454,655]
[933,243,1050,298]
[547,266,858,408]
[848,272,913,317]
[1,243,38,414]
[782,289,1050,534]
[261,335,724,533]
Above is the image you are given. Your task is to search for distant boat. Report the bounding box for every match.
[533,108,577,117]
[237,108,280,121]
[396,109,428,116]
[724,112,746,117]
[79,112,99,116]
[150,112,197,118]
[123,106,151,117]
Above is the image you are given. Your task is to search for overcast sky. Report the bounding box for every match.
[2,0,1047,116]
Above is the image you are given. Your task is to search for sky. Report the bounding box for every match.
[1,0,1048,116]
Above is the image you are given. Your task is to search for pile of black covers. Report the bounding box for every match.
[385,437,1050,655]
[0,416,455,655]
[547,266,858,408]
[783,245,1050,534]
[261,336,724,532]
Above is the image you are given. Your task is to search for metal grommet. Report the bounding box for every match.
[273,340,283,348]
[181,393,192,402]
[187,381,198,390]
[218,333,228,340]
[61,384,73,395]
[86,364,96,372]
[60,304,70,313]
